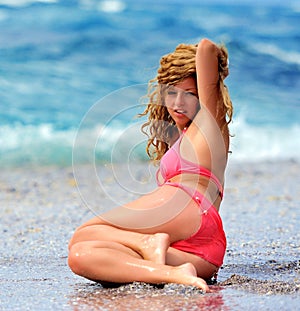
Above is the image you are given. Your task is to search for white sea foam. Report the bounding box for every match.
[0,119,299,167]
[230,117,300,162]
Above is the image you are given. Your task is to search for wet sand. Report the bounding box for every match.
[0,159,299,310]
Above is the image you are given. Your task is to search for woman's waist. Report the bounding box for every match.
[167,174,217,202]
[168,173,211,186]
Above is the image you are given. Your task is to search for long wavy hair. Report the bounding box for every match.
[140,43,233,162]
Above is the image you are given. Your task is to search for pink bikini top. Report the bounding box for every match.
[156,134,224,199]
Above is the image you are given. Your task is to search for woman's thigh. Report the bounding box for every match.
[77,185,202,243]
[70,240,142,259]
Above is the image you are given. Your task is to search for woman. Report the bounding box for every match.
[68,38,233,292]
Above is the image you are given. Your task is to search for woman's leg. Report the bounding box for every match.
[68,186,215,285]
[69,224,170,264]
[69,186,201,262]
[68,240,209,292]
[69,223,218,279]
[70,185,201,246]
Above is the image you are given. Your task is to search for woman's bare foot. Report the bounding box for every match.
[173,263,210,292]
[139,233,170,264]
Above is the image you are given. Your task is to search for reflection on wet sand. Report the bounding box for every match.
[68,259,300,310]
[68,282,226,311]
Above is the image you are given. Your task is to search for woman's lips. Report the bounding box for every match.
[174,109,187,116]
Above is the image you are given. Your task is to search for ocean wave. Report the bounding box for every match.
[0,0,57,7]
[230,117,300,162]
[0,120,299,168]
[0,0,299,167]
[78,0,126,13]
[0,124,75,167]
[253,43,300,66]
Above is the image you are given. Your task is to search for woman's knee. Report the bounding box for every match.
[68,224,106,250]
[68,242,92,276]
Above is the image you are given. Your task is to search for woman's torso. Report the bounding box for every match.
[157,125,229,210]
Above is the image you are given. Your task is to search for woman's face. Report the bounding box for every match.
[164,76,199,131]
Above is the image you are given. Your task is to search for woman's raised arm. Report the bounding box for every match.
[196,38,224,124]
[182,38,229,175]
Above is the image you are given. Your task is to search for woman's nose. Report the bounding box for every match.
[174,92,184,107]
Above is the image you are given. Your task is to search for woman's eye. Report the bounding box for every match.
[185,91,197,97]
[167,90,177,95]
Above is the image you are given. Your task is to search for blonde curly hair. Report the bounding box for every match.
[140,42,233,162]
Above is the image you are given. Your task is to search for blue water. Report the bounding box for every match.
[0,0,299,167]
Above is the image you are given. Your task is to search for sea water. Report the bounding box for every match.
[0,0,299,167]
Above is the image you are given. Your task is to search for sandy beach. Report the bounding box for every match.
[1,159,299,310]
